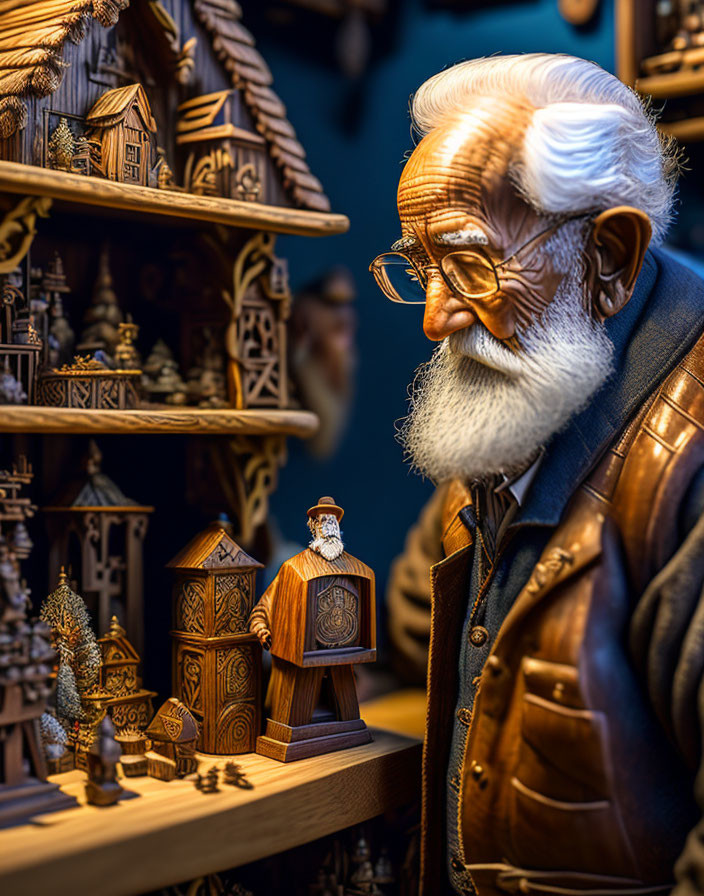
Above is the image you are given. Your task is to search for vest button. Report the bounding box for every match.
[469,625,488,647]
[456,707,472,725]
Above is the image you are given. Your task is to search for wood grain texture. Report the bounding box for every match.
[0,405,319,436]
[0,729,421,896]
[0,162,349,236]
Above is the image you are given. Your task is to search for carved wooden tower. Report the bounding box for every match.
[168,523,263,755]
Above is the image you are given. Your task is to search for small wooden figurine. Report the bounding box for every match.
[145,697,199,781]
[84,716,123,806]
[222,761,253,790]
[169,523,263,755]
[249,497,375,761]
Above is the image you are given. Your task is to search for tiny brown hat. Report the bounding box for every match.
[307,496,344,521]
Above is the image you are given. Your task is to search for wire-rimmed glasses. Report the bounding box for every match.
[369,213,591,305]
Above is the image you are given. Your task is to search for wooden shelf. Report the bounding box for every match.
[660,116,704,142]
[636,69,704,100]
[0,729,421,896]
[0,162,349,237]
[0,406,319,437]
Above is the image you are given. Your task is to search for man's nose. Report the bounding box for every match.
[423,270,476,341]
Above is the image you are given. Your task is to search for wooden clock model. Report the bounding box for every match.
[249,497,375,761]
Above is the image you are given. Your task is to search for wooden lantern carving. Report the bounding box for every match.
[45,441,153,657]
[250,497,376,762]
[168,524,263,755]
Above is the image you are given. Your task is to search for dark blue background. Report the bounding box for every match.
[247,0,700,626]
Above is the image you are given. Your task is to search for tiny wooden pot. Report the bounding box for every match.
[37,368,141,410]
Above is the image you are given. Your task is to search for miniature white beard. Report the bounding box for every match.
[398,260,614,484]
[310,535,345,561]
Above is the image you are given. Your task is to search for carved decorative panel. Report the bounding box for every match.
[214,572,251,634]
[214,700,256,754]
[176,579,206,634]
[216,646,255,702]
[110,698,152,735]
[104,666,136,696]
[315,583,359,649]
[179,650,203,714]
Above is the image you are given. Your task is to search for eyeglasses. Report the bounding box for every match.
[369,213,591,305]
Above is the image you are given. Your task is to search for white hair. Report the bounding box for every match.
[410,54,679,243]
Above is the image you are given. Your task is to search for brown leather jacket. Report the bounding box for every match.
[418,334,704,896]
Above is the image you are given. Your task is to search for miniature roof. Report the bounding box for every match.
[0,0,331,212]
[167,523,263,571]
[86,83,157,132]
[146,697,198,743]
[0,0,129,138]
[99,616,139,663]
[192,0,331,212]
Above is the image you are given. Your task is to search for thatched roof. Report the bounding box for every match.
[86,82,157,131]
[0,0,129,138]
[0,0,332,213]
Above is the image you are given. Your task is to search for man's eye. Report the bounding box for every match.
[405,269,419,282]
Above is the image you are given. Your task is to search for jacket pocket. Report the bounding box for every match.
[509,681,637,877]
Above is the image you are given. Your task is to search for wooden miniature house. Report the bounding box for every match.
[85,616,156,735]
[145,697,199,781]
[168,524,263,754]
[178,90,268,199]
[84,84,158,186]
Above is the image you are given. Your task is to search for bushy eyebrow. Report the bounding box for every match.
[433,228,489,247]
[391,236,418,250]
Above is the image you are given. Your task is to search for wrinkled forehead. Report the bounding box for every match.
[397,100,532,230]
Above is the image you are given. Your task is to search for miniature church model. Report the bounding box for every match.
[168,523,263,755]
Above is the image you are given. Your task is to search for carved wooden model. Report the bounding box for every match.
[0,456,75,824]
[83,616,156,757]
[145,697,199,781]
[169,523,263,755]
[84,715,123,806]
[0,278,42,404]
[250,497,375,761]
[45,440,153,654]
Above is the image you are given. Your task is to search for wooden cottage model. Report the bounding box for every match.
[84,84,158,186]
[145,697,199,781]
[168,524,263,755]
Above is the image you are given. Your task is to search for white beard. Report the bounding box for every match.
[398,263,614,484]
[310,535,345,561]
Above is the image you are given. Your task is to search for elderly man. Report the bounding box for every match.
[372,55,704,896]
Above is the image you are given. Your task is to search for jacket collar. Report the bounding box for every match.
[512,247,704,529]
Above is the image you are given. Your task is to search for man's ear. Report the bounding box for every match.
[585,206,651,320]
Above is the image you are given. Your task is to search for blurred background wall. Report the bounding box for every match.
[238,0,702,652]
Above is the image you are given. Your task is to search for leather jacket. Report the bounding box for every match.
[419,324,704,896]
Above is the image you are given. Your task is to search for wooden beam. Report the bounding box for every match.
[0,162,349,237]
[0,406,320,437]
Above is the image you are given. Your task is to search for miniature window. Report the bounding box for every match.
[124,143,141,182]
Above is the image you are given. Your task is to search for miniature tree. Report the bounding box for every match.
[76,244,124,356]
[48,117,75,171]
[40,570,102,760]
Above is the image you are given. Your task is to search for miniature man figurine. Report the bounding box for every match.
[249,497,375,761]
[374,53,704,896]
[84,716,123,806]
